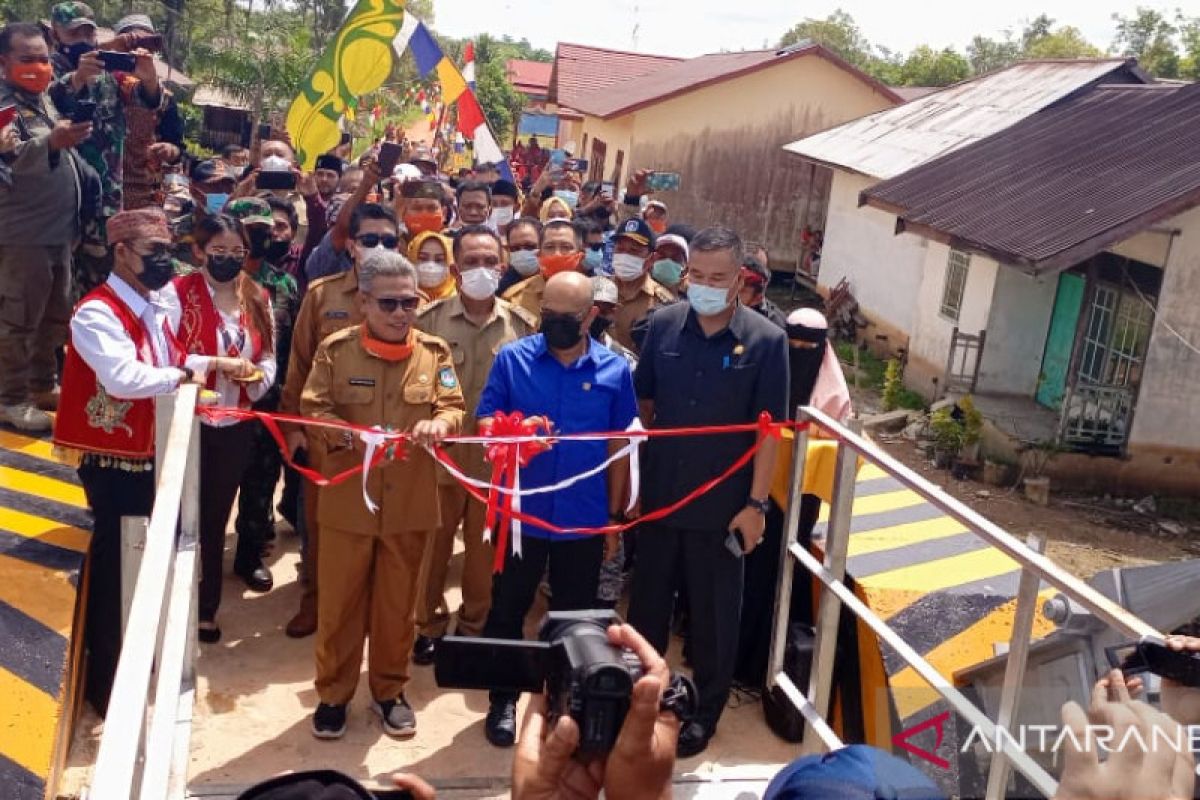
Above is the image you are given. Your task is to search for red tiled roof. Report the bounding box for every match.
[507,59,552,96]
[569,42,902,120]
[547,42,683,108]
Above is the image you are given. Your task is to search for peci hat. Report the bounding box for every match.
[314,154,344,175]
[491,179,519,200]
[114,13,154,33]
[51,1,96,29]
[400,177,445,201]
[614,218,655,249]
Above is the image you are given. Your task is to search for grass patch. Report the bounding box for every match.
[834,342,927,411]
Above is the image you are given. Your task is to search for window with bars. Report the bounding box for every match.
[940,249,970,321]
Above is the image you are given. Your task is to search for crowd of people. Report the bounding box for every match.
[7,9,1199,797]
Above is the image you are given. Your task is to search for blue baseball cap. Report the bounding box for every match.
[764,745,944,800]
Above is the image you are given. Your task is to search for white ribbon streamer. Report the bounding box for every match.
[358,427,389,514]
[625,418,647,514]
[511,449,522,558]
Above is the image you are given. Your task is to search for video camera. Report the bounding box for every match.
[435,610,695,754]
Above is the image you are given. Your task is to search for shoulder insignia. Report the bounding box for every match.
[307,272,342,292]
[437,366,458,389]
[506,301,538,330]
[414,329,452,354]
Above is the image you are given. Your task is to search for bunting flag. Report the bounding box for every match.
[393,15,513,180]
[286,0,409,169]
[463,41,476,91]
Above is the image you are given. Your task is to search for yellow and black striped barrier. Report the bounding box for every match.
[0,429,90,800]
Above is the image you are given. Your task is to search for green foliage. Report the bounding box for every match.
[898,46,970,87]
[881,359,903,412]
[929,407,965,454]
[966,35,1021,75]
[1024,26,1102,59]
[475,59,523,141]
[1020,438,1065,478]
[1113,7,1182,78]
[190,11,312,119]
[833,345,926,411]
[779,9,874,70]
[958,395,984,447]
[965,15,1104,76]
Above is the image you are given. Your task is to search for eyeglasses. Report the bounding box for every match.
[369,294,421,313]
[356,233,400,249]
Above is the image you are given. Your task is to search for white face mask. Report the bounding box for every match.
[509,249,540,276]
[417,260,449,288]
[460,266,500,300]
[490,206,515,228]
[612,252,646,281]
[688,282,732,317]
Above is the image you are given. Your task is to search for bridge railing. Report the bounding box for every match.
[767,405,1161,800]
[86,386,201,800]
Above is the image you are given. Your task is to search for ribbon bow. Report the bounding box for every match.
[480,411,553,571]
[359,426,406,513]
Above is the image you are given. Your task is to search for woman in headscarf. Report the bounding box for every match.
[785,307,852,424]
[538,194,573,222]
[407,230,456,303]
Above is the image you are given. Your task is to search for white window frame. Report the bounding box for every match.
[940,249,970,322]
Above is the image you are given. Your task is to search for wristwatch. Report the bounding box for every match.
[745,496,770,515]
[177,366,194,385]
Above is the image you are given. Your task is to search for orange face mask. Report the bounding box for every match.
[359,323,413,362]
[648,219,667,235]
[404,211,444,237]
[539,251,584,277]
[9,61,52,95]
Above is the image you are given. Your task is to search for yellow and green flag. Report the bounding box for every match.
[286,0,407,169]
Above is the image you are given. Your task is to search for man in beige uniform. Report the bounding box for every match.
[279,202,401,637]
[609,217,673,352]
[500,218,583,325]
[411,225,535,665]
[302,249,463,740]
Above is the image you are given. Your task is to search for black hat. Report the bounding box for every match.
[614,217,655,249]
[491,179,519,200]
[314,154,345,175]
[191,159,236,186]
[236,770,374,800]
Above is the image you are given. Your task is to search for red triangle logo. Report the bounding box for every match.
[892,710,951,769]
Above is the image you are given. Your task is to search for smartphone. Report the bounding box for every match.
[0,105,15,130]
[70,100,97,123]
[257,122,272,141]
[97,50,138,72]
[725,529,746,558]
[339,131,352,146]
[549,148,567,167]
[255,170,296,191]
[600,181,615,200]
[646,171,681,192]
[1106,636,1200,686]
[377,141,403,175]
[564,157,588,173]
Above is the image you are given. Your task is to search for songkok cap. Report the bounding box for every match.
[51,1,96,29]
[491,179,519,200]
[400,178,445,201]
[314,154,344,175]
[225,197,273,227]
[107,208,170,245]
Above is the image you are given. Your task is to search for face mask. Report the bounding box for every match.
[539,251,583,277]
[460,266,500,300]
[647,219,667,235]
[589,315,613,340]
[416,260,449,288]
[205,193,229,215]
[553,190,579,209]
[265,240,290,262]
[8,61,53,94]
[688,282,732,317]
[612,253,646,281]
[490,206,515,228]
[583,249,604,273]
[404,211,443,237]
[541,313,584,350]
[510,249,540,276]
[59,41,95,69]
[246,227,272,259]
[206,254,243,283]
[137,249,175,291]
[651,258,684,288]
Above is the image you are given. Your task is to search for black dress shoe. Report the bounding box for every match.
[485,700,517,747]
[234,562,274,593]
[412,635,439,666]
[676,721,712,758]
[198,622,222,643]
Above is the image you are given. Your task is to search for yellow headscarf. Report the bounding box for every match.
[540,195,573,222]
[408,230,457,302]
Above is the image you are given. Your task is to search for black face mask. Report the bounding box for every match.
[138,249,175,291]
[589,315,613,340]
[59,41,94,69]
[786,322,828,411]
[247,227,272,259]
[541,312,584,350]
[207,254,243,283]
[265,239,291,262]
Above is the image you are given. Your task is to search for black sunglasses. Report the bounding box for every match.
[370,294,421,313]
[356,233,400,249]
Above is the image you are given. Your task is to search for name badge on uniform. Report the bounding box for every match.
[438,367,457,389]
[325,310,350,319]
[349,377,375,387]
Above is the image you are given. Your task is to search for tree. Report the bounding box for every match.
[898,46,970,86]
[1113,7,1181,78]
[778,8,874,69]
[1024,26,1102,59]
[966,34,1020,75]
[1021,14,1056,52]
[1180,14,1200,79]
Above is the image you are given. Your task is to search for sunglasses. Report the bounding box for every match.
[356,233,400,249]
[369,294,421,313]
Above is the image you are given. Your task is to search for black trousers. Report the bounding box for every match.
[235,417,281,558]
[199,422,256,622]
[628,524,744,731]
[482,534,605,705]
[78,460,156,717]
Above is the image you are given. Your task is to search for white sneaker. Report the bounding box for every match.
[2,403,52,432]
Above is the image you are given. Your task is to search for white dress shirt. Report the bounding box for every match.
[71,275,185,399]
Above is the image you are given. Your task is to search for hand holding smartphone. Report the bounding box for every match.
[645,171,682,192]
[97,50,138,72]
[377,141,403,175]
[69,100,97,123]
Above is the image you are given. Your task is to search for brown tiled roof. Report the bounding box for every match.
[547,42,683,108]
[506,59,552,95]
[861,82,1200,274]
[569,42,902,120]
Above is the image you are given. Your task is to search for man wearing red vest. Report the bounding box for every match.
[53,207,200,716]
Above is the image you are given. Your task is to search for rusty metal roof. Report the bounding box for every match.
[547,43,683,109]
[570,43,902,120]
[783,59,1148,180]
[860,83,1200,274]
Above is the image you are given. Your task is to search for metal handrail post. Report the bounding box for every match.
[802,425,859,753]
[766,407,810,689]
[984,534,1047,800]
